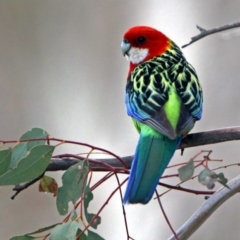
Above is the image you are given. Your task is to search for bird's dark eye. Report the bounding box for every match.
[137,36,146,44]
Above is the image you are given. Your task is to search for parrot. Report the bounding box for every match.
[121,26,203,204]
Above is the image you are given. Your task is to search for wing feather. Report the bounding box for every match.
[125,41,203,138]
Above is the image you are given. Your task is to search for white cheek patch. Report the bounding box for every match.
[127,47,149,64]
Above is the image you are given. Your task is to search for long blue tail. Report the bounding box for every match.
[123,134,181,204]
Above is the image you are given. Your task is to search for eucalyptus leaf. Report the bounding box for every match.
[9,142,28,169]
[20,128,48,150]
[217,172,230,189]
[39,175,58,196]
[178,159,194,181]
[49,221,79,240]
[10,236,34,240]
[0,145,54,185]
[56,160,89,215]
[0,149,11,176]
[88,230,105,240]
[84,185,101,229]
[198,168,211,185]
[75,229,88,240]
[26,223,60,235]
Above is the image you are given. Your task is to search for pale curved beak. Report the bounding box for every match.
[121,40,131,56]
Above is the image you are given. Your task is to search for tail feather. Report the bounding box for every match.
[123,134,181,204]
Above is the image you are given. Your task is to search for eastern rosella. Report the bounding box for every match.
[121,26,203,204]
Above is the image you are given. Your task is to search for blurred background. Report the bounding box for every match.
[1,0,240,239]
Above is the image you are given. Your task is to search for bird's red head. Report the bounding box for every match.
[121,26,170,75]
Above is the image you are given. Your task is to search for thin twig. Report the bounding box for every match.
[114,173,132,240]
[11,173,45,200]
[77,178,127,239]
[156,190,179,240]
[159,182,214,195]
[182,22,240,48]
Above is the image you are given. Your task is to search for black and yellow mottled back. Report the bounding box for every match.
[125,41,203,139]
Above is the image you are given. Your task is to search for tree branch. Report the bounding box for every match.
[11,173,44,200]
[47,127,240,171]
[182,22,240,48]
[168,174,240,240]
[11,126,240,199]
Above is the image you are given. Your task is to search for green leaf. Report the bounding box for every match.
[84,185,101,229]
[0,145,54,185]
[88,230,105,240]
[0,149,11,176]
[198,168,216,189]
[75,229,88,240]
[20,128,48,150]
[10,236,34,240]
[49,221,79,240]
[26,223,60,235]
[217,172,230,189]
[86,213,101,229]
[198,168,211,184]
[39,175,58,196]
[84,185,93,210]
[178,159,194,181]
[56,160,89,215]
[9,142,28,169]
